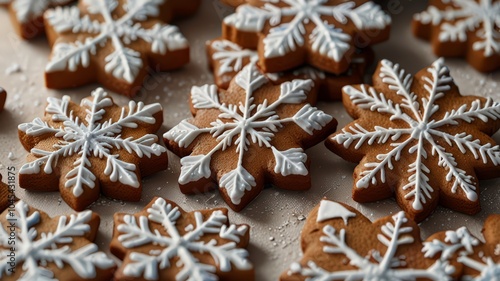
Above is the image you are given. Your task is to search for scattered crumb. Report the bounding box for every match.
[5,63,21,75]
[7,152,16,161]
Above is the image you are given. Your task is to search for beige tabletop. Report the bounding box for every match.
[0,1,499,280]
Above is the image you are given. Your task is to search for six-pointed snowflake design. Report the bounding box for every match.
[223,0,390,73]
[327,58,500,221]
[0,201,115,281]
[414,0,500,72]
[207,38,370,99]
[112,197,252,281]
[283,200,454,281]
[18,88,167,210]
[423,217,500,281]
[164,63,334,211]
[44,0,189,96]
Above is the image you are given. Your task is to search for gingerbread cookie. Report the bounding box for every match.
[44,0,200,97]
[0,87,6,112]
[0,0,74,39]
[164,63,337,211]
[18,88,168,211]
[326,58,500,222]
[0,200,115,280]
[222,0,390,74]
[207,38,373,100]
[281,199,455,280]
[111,197,253,281]
[413,0,500,72]
[423,215,500,280]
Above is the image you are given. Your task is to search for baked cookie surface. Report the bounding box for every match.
[164,63,337,211]
[44,0,200,97]
[0,200,116,280]
[326,58,500,222]
[413,0,500,72]
[222,0,391,74]
[111,197,254,281]
[18,88,168,211]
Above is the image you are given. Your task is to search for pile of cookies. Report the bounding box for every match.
[0,0,499,280]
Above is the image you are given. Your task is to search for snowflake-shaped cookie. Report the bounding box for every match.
[281,199,455,281]
[423,214,500,280]
[43,0,199,97]
[206,38,373,100]
[111,197,253,281]
[223,0,390,74]
[0,0,74,39]
[326,58,500,222]
[0,200,115,281]
[164,63,336,211]
[18,88,168,211]
[413,0,500,72]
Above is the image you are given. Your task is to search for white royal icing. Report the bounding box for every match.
[333,58,500,211]
[210,39,258,75]
[423,226,500,281]
[45,0,188,83]
[316,200,356,224]
[117,197,252,280]
[210,39,365,88]
[164,63,333,205]
[0,201,115,280]
[224,0,390,61]
[18,88,166,198]
[290,211,455,280]
[415,0,500,57]
[6,0,71,23]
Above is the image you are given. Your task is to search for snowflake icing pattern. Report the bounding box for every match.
[18,88,166,210]
[210,39,258,76]
[0,0,73,23]
[289,209,453,280]
[210,39,334,80]
[114,197,252,280]
[0,201,115,281]
[423,226,500,281]
[165,63,333,207]
[414,0,500,57]
[44,0,188,84]
[224,0,390,64]
[329,58,500,219]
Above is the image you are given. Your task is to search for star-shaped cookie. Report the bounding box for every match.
[164,63,337,211]
[326,58,500,222]
[206,38,373,100]
[281,199,456,280]
[222,0,390,74]
[413,0,500,72]
[43,0,200,97]
[423,214,500,280]
[111,197,254,281]
[0,200,115,280]
[18,88,168,210]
